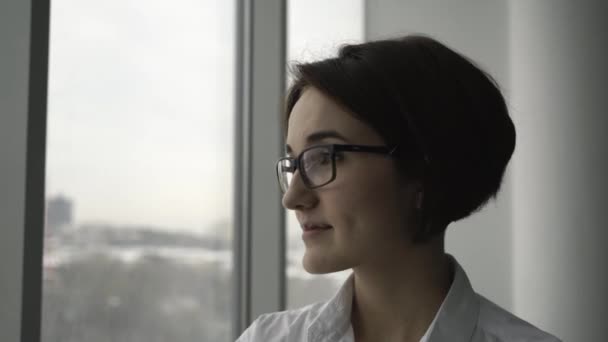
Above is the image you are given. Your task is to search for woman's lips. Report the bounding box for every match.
[302,224,332,231]
[302,224,332,238]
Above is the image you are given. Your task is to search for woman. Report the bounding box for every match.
[237,35,560,342]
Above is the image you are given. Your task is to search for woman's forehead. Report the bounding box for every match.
[287,87,365,145]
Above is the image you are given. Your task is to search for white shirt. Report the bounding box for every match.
[236,256,561,342]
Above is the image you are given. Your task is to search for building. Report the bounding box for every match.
[46,194,73,233]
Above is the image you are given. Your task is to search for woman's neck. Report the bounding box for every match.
[350,242,452,342]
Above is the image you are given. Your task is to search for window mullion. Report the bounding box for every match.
[234,0,286,338]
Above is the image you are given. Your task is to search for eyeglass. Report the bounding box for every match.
[276,144,398,193]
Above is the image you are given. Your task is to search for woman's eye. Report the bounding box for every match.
[318,152,332,164]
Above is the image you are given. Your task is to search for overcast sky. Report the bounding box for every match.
[46,0,362,235]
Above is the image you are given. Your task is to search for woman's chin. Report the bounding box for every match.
[302,252,350,274]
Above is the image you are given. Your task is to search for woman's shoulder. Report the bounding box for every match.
[473,294,562,342]
[235,301,326,342]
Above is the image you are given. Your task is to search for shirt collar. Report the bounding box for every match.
[307,255,479,342]
[307,271,355,341]
[426,255,479,341]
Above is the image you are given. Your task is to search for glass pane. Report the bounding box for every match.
[42,1,235,341]
[286,0,364,309]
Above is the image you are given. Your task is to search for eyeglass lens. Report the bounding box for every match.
[278,146,334,192]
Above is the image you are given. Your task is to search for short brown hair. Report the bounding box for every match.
[284,35,515,243]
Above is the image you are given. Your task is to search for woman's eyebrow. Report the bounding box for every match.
[285,130,349,153]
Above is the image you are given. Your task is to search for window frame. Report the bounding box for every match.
[234,0,287,338]
[0,0,49,341]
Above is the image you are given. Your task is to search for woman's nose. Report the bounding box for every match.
[281,171,317,210]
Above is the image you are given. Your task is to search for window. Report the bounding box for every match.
[42,0,235,340]
[286,0,364,309]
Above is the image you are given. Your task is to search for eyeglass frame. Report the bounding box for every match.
[276,143,399,192]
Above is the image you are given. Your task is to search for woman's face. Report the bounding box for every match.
[283,86,419,274]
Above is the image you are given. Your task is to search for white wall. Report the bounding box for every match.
[365,0,513,311]
[510,1,608,340]
[0,0,31,341]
